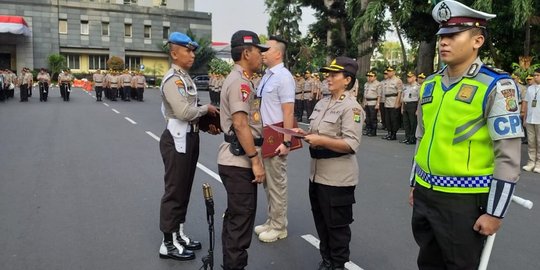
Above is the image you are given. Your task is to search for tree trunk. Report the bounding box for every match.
[356,0,373,78]
[416,40,436,74]
[324,0,336,62]
[524,20,531,57]
[391,15,407,76]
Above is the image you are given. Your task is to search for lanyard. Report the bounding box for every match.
[257,72,274,98]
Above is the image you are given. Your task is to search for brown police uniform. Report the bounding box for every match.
[401,80,420,144]
[37,71,51,102]
[363,78,382,136]
[217,64,263,270]
[382,74,403,140]
[308,90,363,269]
[294,76,305,121]
[93,71,104,101]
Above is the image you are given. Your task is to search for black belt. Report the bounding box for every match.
[404,101,418,104]
[224,134,263,146]
[366,98,377,101]
[309,148,348,159]
[385,93,398,97]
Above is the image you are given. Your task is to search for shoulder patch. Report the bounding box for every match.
[487,79,523,140]
[240,84,251,102]
[352,107,362,123]
[175,80,184,87]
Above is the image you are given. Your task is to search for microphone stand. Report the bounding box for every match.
[201,184,215,270]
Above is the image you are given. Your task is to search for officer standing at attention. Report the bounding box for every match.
[409,1,524,269]
[400,72,420,144]
[121,69,132,101]
[295,56,363,270]
[134,71,146,101]
[158,32,219,261]
[93,69,104,102]
[417,73,426,85]
[303,71,314,120]
[37,68,51,102]
[65,69,74,101]
[254,35,296,243]
[109,71,119,101]
[294,73,305,122]
[19,68,31,102]
[379,70,388,131]
[363,71,382,137]
[381,66,403,140]
[218,30,268,270]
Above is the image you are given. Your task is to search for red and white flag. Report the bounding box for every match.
[0,16,31,36]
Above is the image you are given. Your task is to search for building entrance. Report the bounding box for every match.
[0,53,11,70]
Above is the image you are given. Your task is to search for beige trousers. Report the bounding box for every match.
[262,155,288,230]
[526,123,540,166]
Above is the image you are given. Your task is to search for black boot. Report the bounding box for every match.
[176,224,202,250]
[399,138,409,143]
[381,132,390,139]
[387,132,397,141]
[367,130,377,137]
[317,258,332,270]
[159,233,195,261]
[331,261,345,270]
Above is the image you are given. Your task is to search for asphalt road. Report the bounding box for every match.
[0,86,538,270]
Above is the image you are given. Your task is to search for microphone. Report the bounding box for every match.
[202,183,214,216]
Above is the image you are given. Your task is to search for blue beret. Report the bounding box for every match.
[168,32,199,51]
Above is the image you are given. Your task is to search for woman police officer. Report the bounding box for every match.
[295,56,364,270]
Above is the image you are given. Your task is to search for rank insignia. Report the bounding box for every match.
[175,80,184,87]
[455,84,477,104]
[252,111,261,123]
[339,94,346,101]
[240,84,251,102]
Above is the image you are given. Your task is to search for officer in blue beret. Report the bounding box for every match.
[409,1,524,269]
[157,32,219,261]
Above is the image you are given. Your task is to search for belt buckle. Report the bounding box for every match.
[191,124,199,133]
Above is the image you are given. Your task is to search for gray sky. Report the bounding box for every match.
[194,0,316,42]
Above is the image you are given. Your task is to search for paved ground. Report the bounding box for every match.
[0,86,538,270]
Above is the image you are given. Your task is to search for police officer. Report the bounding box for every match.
[379,70,388,130]
[109,71,119,101]
[381,66,403,140]
[121,69,132,101]
[58,69,71,102]
[158,32,219,261]
[37,68,51,102]
[417,72,426,85]
[0,69,5,102]
[93,69,104,102]
[19,68,31,102]
[303,71,314,119]
[409,1,524,268]
[363,71,382,137]
[400,72,420,144]
[294,73,305,122]
[134,71,146,101]
[513,73,528,144]
[218,30,268,270]
[295,56,363,270]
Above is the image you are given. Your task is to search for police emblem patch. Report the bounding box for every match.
[455,84,477,104]
[175,80,184,87]
[240,84,251,102]
[352,108,362,123]
[437,2,451,22]
[501,88,518,112]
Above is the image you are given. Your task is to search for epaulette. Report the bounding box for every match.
[483,65,509,75]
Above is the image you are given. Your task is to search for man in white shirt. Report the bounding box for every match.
[255,36,296,242]
[522,68,540,173]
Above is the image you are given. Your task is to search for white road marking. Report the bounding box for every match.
[301,234,364,270]
[144,131,222,183]
[112,109,120,114]
[103,103,109,107]
[124,117,137,124]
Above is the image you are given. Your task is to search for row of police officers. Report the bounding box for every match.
[92,70,146,102]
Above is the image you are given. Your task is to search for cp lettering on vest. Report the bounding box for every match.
[488,115,524,140]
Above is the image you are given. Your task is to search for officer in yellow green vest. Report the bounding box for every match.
[408,1,524,269]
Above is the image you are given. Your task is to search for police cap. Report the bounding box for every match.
[319,56,358,75]
[418,73,426,79]
[432,0,496,35]
[231,30,269,52]
[168,32,199,51]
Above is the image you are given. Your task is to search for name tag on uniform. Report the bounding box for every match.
[533,99,537,107]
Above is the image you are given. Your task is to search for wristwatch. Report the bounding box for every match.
[282,141,291,148]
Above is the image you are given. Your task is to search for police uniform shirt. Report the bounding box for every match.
[402,82,420,102]
[303,78,313,100]
[364,80,382,106]
[379,78,387,103]
[414,57,522,187]
[110,74,119,87]
[383,76,403,107]
[37,72,50,83]
[93,73,104,87]
[308,91,364,186]
[295,77,304,99]
[217,64,263,168]
[162,63,207,122]
[136,74,145,88]
[122,73,132,87]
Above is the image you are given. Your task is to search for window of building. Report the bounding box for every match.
[81,21,89,35]
[144,25,151,39]
[59,19,67,34]
[101,22,109,36]
[89,55,109,70]
[125,56,141,70]
[63,54,81,69]
[163,26,169,39]
[160,0,167,6]
[125,24,132,37]
[124,0,137,4]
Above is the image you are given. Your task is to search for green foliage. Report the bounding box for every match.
[511,62,540,80]
[265,0,303,68]
[160,30,215,73]
[47,54,67,76]
[209,58,232,75]
[107,56,125,71]
[143,63,165,77]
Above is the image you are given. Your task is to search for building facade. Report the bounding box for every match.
[0,0,211,75]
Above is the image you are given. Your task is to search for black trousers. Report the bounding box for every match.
[385,107,400,133]
[403,102,418,140]
[95,86,103,100]
[105,87,110,100]
[412,185,487,270]
[218,165,257,270]
[110,87,118,101]
[379,102,386,129]
[365,105,378,132]
[39,82,48,101]
[159,129,199,233]
[20,84,28,101]
[60,83,70,101]
[136,87,144,101]
[0,86,5,101]
[123,86,131,100]
[309,181,355,267]
[295,99,305,121]
[131,87,137,100]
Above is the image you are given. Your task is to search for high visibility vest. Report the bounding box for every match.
[414,66,510,194]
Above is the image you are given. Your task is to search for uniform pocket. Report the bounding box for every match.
[329,193,355,228]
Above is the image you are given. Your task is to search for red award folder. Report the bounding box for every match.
[262,121,303,158]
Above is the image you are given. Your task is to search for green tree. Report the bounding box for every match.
[107,56,125,71]
[265,0,303,68]
[209,58,232,75]
[160,30,216,74]
[47,54,67,79]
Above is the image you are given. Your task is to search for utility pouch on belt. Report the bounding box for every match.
[224,131,264,156]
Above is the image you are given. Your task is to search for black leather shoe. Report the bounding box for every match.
[381,133,390,139]
[159,240,195,261]
[176,233,202,250]
[317,258,332,270]
[406,139,416,145]
[399,139,409,143]
[387,134,397,140]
